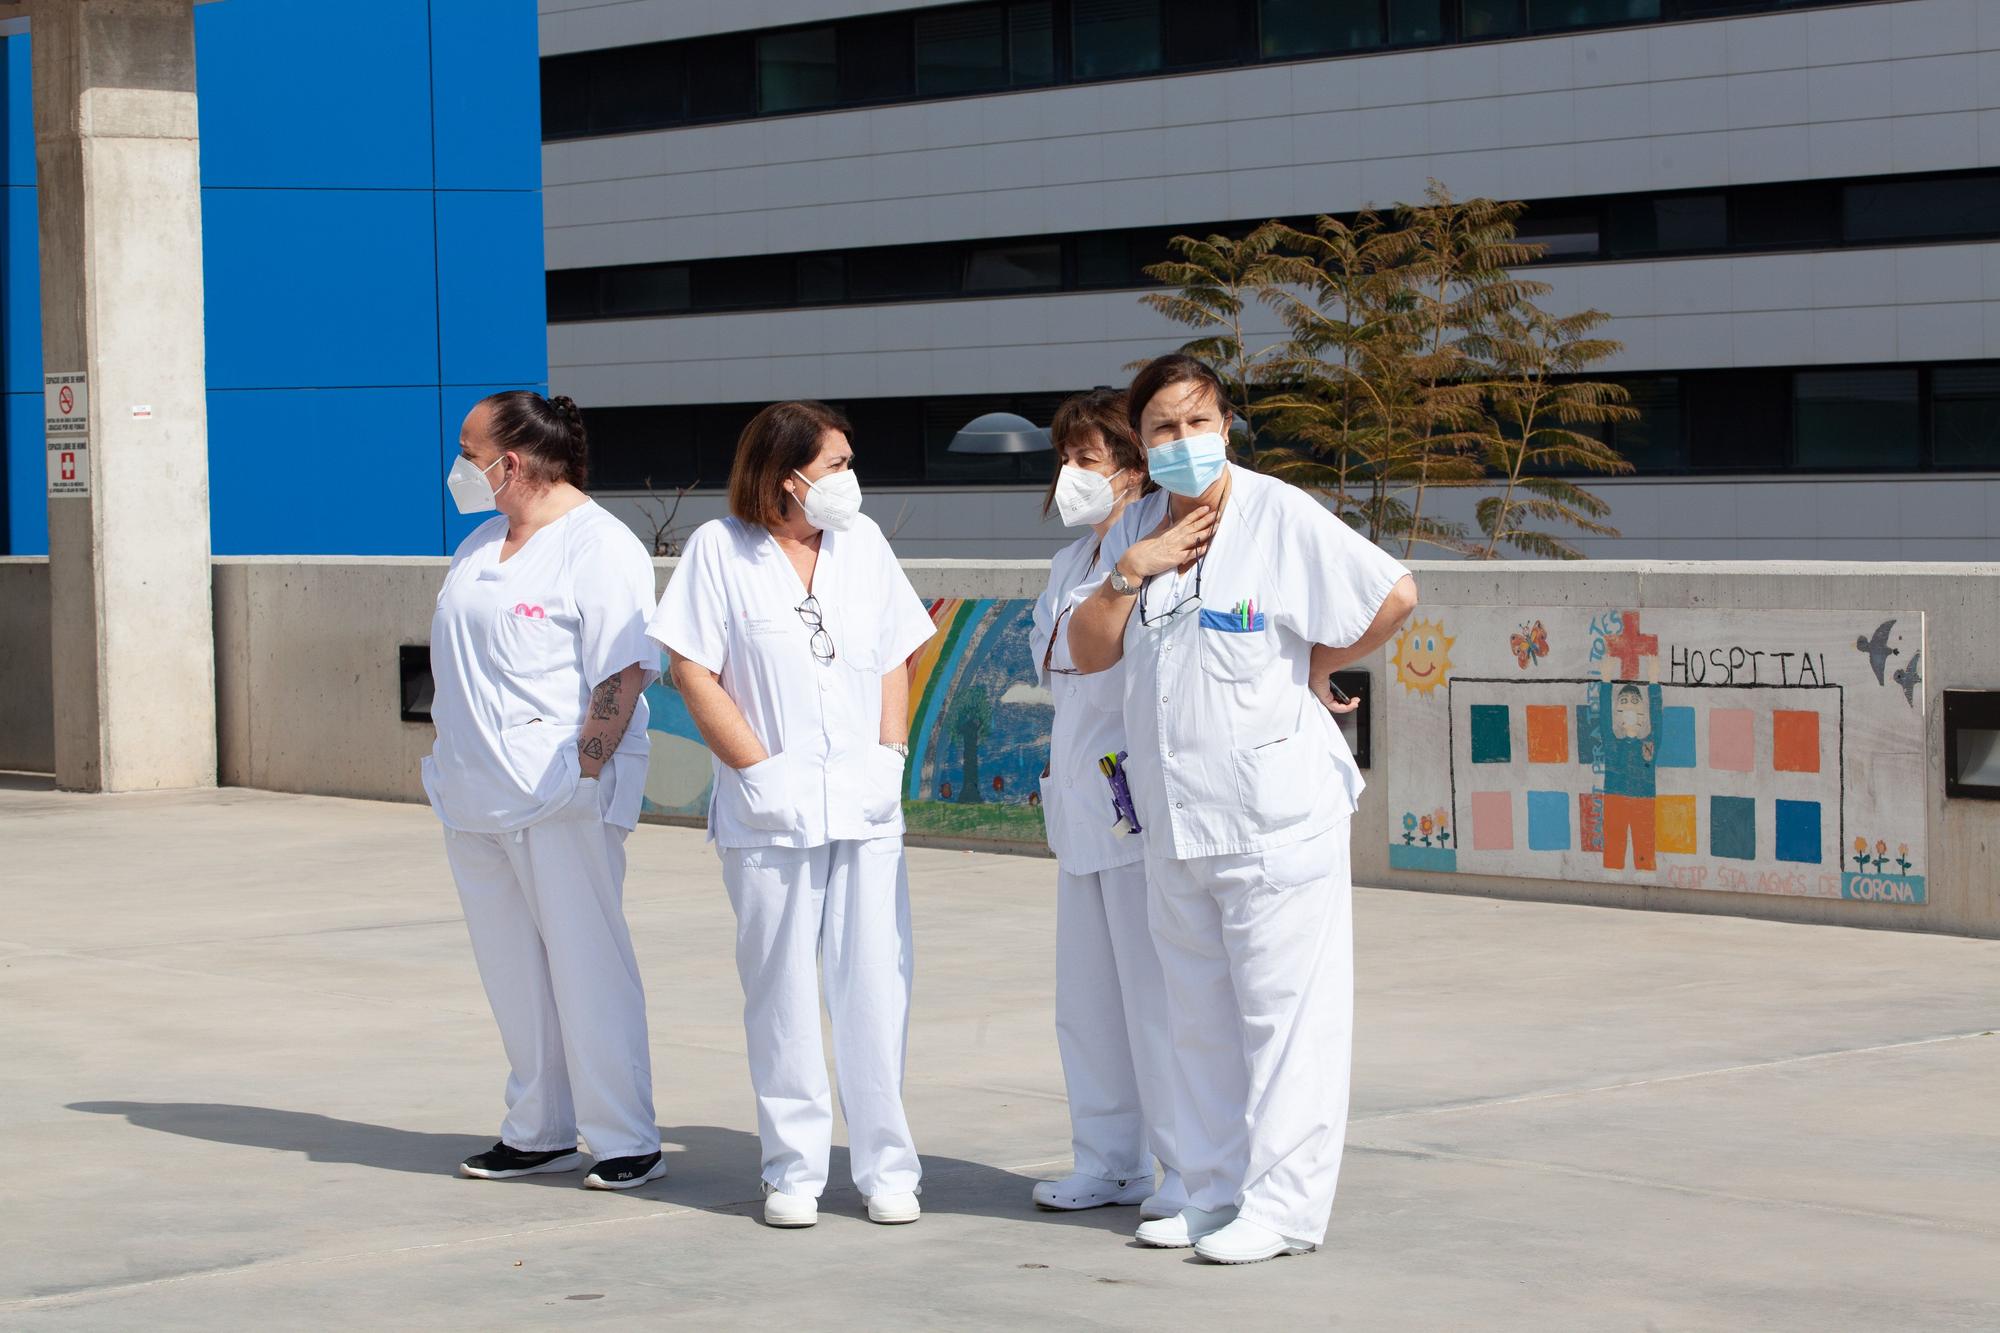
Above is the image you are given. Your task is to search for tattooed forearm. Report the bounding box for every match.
[580,736,607,762]
[589,674,623,720]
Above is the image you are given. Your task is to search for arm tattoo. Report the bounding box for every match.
[589,674,624,721]
[579,736,607,762]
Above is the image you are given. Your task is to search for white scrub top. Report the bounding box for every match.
[422,500,660,834]
[648,514,936,851]
[1088,465,1410,860]
[1029,531,1146,877]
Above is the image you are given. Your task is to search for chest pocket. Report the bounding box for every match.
[491,608,577,680]
[1198,616,1270,684]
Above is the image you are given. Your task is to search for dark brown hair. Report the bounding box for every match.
[728,399,853,529]
[1041,389,1155,518]
[480,390,589,490]
[1125,353,1235,439]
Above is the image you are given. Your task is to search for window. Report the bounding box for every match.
[1687,370,1788,471]
[542,44,686,139]
[1930,367,2000,468]
[686,34,755,122]
[1009,1,1056,85]
[1794,370,1919,470]
[1074,232,1135,288]
[1731,181,1839,250]
[797,255,847,305]
[839,14,916,104]
[1390,0,1446,45]
[1164,0,1255,70]
[848,245,962,301]
[1261,0,1383,58]
[1517,211,1601,258]
[1608,377,1685,472]
[916,6,1008,95]
[688,257,792,312]
[1845,175,2000,244]
[1459,0,1526,39]
[840,398,928,482]
[1072,0,1162,80]
[1605,194,1726,256]
[601,264,690,318]
[1528,0,1661,32]
[546,269,602,322]
[758,27,838,114]
[963,242,1063,293]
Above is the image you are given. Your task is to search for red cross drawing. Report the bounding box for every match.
[1602,611,1658,679]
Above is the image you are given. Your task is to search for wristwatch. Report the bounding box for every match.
[1108,564,1139,596]
[883,742,909,757]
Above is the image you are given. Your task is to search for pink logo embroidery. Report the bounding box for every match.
[512,603,546,618]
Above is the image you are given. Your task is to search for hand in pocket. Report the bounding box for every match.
[860,746,906,823]
[734,753,796,832]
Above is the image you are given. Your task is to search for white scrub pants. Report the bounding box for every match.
[721,837,920,1199]
[445,817,659,1162]
[1055,861,1181,1196]
[1146,818,1352,1246]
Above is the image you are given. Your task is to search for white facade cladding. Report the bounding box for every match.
[540,0,2000,559]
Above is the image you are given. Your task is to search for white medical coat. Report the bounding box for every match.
[1029,532,1146,877]
[648,515,936,850]
[1089,465,1409,860]
[423,500,660,834]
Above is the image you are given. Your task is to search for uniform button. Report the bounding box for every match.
[1162,695,1170,703]
[1167,750,1175,758]
[1174,801,1184,809]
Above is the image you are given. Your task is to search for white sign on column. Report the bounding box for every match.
[45,371,89,498]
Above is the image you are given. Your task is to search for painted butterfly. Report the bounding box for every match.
[1510,620,1549,669]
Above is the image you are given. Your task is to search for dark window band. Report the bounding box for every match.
[549,168,2000,324]
[579,360,2000,492]
[544,0,1878,142]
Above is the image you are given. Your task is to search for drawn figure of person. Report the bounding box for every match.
[1596,655,1662,872]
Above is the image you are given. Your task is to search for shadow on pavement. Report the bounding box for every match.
[65,1102,1140,1234]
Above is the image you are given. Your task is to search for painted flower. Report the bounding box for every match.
[1898,842,1909,858]
[1874,839,1887,857]
[1853,836,1868,855]
[1419,815,1434,836]
[1433,807,1450,830]
[1404,813,1419,832]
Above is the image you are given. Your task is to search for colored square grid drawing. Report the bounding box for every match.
[1773,710,1821,773]
[1710,795,1756,860]
[1573,705,1597,766]
[1470,705,1512,764]
[1470,791,1514,850]
[1526,790,1570,850]
[1657,794,1697,854]
[1708,708,1755,773]
[1657,706,1696,767]
[1525,706,1568,764]
[1578,792,1604,852]
[1775,799,1822,863]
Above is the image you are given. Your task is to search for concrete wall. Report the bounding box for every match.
[10,553,1999,935]
[0,555,51,772]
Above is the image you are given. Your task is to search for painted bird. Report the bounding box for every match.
[1892,651,1922,707]
[1855,619,1899,685]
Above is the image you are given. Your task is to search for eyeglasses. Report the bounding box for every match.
[794,595,835,664]
[1042,603,1082,677]
[1138,552,1205,627]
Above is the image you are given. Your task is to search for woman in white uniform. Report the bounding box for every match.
[424,391,666,1191]
[1068,355,1418,1264]
[649,400,936,1230]
[1026,390,1184,1220]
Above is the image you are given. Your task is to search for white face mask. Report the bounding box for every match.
[1054,465,1125,528]
[793,468,862,532]
[446,454,510,515]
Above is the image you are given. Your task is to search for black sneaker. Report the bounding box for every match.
[458,1142,584,1180]
[583,1151,668,1191]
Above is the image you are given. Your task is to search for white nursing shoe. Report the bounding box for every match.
[1193,1217,1317,1265]
[866,1191,922,1224]
[1134,1205,1237,1249]
[761,1182,818,1228]
[1031,1173,1152,1211]
[1139,1169,1188,1221]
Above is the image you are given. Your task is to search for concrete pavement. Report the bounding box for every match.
[1,779,1996,1329]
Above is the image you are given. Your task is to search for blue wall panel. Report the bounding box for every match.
[437,191,546,387]
[5,184,40,394]
[193,0,433,190]
[200,188,440,391]
[6,391,44,554]
[3,34,30,187]
[430,0,541,192]
[209,387,442,556]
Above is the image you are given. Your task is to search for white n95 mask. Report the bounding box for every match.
[446,454,510,515]
[794,468,862,532]
[1054,465,1124,528]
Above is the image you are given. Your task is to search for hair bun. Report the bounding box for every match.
[548,393,581,423]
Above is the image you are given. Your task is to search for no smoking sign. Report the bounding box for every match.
[44,371,88,438]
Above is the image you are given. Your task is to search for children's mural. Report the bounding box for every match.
[640,598,1054,844]
[1385,606,1929,904]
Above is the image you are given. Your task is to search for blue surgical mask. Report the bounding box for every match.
[1146,432,1228,498]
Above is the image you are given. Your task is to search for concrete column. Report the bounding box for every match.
[33,0,215,791]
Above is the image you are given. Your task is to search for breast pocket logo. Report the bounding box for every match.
[511,603,547,619]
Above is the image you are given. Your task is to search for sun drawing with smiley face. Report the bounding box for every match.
[1392,618,1455,695]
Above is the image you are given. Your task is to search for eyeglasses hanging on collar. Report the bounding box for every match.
[1138,550,1205,627]
[794,594,835,663]
[1042,602,1083,676]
